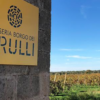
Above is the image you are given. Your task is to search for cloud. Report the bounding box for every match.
[94,57,100,59]
[67,59,70,61]
[66,55,92,59]
[96,50,100,51]
[80,5,87,19]
[50,64,100,72]
[50,60,100,72]
[60,49,83,51]
[80,5,91,19]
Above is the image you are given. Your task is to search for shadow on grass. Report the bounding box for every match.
[49,93,100,100]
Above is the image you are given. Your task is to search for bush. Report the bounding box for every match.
[50,81,64,96]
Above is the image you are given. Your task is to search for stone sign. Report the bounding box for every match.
[0,0,39,65]
[0,0,51,100]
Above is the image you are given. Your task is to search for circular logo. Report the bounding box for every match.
[8,5,22,28]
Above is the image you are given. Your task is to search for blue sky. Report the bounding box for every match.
[50,0,100,72]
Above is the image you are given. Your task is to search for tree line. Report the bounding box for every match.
[50,70,100,75]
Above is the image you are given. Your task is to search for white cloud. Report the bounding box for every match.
[80,5,91,19]
[50,61,100,72]
[50,64,99,72]
[60,49,83,51]
[66,55,92,59]
[67,59,70,61]
[80,5,87,19]
[96,50,100,51]
[94,57,100,59]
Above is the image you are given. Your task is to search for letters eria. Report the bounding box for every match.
[0,36,34,56]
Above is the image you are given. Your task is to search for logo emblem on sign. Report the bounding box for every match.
[8,5,22,28]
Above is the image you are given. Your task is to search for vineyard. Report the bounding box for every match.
[50,73,100,86]
[50,73,100,100]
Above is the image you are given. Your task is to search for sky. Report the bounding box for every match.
[50,0,100,72]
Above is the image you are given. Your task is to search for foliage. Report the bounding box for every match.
[50,81,64,95]
[50,73,100,100]
[85,70,92,74]
[49,93,100,100]
[50,70,100,75]
[50,73,100,86]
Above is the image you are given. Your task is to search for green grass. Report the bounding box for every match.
[49,93,100,100]
[69,85,100,94]
[50,85,100,100]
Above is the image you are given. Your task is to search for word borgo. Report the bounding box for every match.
[13,32,28,40]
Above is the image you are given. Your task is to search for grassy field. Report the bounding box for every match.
[50,73,100,100]
[50,85,100,100]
